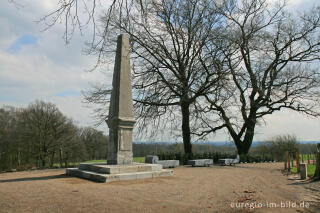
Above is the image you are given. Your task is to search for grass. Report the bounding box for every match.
[290,164,316,176]
[52,162,79,168]
[83,157,145,163]
[132,157,145,163]
[299,154,316,162]
[53,157,146,168]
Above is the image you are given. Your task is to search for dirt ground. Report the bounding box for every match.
[0,163,319,213]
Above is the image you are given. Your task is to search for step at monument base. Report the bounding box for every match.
[78,162,162,174]
[66,163,173,183]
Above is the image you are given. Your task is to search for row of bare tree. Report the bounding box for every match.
[0,100,108,171]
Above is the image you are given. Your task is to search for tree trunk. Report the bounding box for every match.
[236,142,252,155]
[295,149,300,173]
[235,122,256,155]
[181,103,192,158]
[17,150,21,167]
[59,146,63,168]
[64,151,69,168]
[41,158,46,168]
[49,150,55,168]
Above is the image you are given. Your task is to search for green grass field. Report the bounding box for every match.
[53,157,146,168]
[290,164,316,176]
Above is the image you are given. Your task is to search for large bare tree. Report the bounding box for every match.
[41,0,229,156]
[20,100,69,167]
[202,0,320,155]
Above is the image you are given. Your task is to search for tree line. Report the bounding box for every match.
[135,135,318,162]
[1,100,318,172]
[0,100,108,171]
[133,142,236,157]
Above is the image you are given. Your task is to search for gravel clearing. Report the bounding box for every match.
[0,163,319,213]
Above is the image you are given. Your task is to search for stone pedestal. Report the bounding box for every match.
[66,163,173,183]
[106,118,135,165]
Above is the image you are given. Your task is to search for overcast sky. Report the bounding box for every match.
[1,0,320,142]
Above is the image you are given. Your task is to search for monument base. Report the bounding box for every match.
[66,163,173,183]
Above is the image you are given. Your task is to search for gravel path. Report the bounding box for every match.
[0,163,319,213]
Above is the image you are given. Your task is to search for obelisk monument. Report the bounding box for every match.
[66,34,173,182]
[106,34,136,165]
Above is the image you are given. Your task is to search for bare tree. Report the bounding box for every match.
[20,100,71,167]
[80,127,108,160]
[108,0,229,156]
[203,0,320,155]
[41,0,229,156]
[58,122,88,168]
[49,115,80,167]
[0,106,23,170]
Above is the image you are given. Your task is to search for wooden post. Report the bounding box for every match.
[296,149,300,173]
[314,144,320,179]
[300,163,308,180]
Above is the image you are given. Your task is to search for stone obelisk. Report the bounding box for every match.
[106,34,136,165]
[66,34,173,182]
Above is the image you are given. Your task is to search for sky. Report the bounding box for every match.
[0,0,320,142]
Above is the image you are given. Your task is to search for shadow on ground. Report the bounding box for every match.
[287,178,320,186]
[0,174,68,183]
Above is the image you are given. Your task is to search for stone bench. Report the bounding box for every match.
[145,155,179,168]
[157,160,179,168]
[188,159,213,167]
[219,155,240,166]
[145,155,159,164]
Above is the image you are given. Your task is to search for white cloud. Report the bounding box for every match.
[254,110,320,141]
[0,0,111,130]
